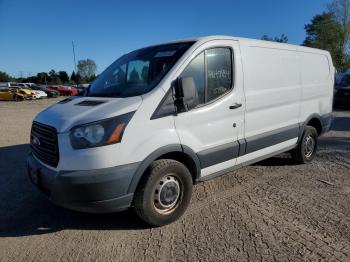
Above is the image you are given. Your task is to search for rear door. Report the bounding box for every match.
[174,40,245,177]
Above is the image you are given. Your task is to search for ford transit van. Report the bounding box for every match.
[27,36,334,226]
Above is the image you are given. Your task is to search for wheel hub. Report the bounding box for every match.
[154,175,181,214]
[304,135,315,158]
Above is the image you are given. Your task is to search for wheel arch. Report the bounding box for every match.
[303,114,323,136]
[127,144,201,194]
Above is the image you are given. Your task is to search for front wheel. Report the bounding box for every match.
[291,125,318,164]
[133,159,193,227]
[13,95,23,102]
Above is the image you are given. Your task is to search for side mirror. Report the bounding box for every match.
[172,77,199,113]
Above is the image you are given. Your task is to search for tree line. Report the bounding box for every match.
[0,58,97,84]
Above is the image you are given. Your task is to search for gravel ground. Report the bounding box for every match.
[0,99,349,262]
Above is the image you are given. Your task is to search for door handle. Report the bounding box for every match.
[229,103,242,110]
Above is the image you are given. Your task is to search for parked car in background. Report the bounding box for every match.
[334,74,350,108]
[0,82,11,88]
[0,82,24,88]
[9,86,34,100]
[0,87,32,101]
[24,83,37,87]
[48,85,78,96]
[17,83,47,99]
[63,85,79,96]
[0,83,38,99]
[30,85,59,98]
[76,83,90,93]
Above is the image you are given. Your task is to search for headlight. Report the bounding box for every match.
[70,111,135,149]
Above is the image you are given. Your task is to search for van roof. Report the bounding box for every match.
[154,35,330,55]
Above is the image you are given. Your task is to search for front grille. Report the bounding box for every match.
[31,122,59,167]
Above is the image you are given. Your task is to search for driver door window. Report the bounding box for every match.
[180,47,233,108]
[180,53,205,105]
[206,48,232,101]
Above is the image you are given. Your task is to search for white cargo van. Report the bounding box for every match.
[27,36,334,226]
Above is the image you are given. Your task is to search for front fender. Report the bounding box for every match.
[127,144,200,194]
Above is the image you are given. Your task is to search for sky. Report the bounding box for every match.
[0,0,330,77]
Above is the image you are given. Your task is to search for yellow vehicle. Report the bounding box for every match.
[0,88,31,101]
[15,87,34,99]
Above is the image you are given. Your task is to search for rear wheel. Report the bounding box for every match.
[133,159,193,227]
[291,125,318,164]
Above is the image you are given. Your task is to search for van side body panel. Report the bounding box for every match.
[297,47,334,129]
[198,38,333,177]
[240,40,301,138]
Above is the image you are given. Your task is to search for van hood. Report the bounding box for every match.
[34,96,142,133]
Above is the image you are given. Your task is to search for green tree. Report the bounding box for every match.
[48,69,64,84]
[49,69,56,78]
[261,34,288,43]
[0,71,11,82]
[327,0,350,69]
[303,12,347,71]
[77,59,97,81]
[70,71,77,83]
[76,72,82,84]
[36,72,49,84]
[58,71,69,83]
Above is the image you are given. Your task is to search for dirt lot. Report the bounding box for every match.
[0,99,349,262]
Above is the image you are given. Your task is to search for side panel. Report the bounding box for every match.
[298,49,334,124]
[240,41,301,141]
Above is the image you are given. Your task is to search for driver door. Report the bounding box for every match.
[174,40,244,178]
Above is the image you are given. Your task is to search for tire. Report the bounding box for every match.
[291,125,318,164]
[13,95,23,102]
[133,159,193,227]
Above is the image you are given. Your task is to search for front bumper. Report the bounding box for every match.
[26,153,140,213]
[24,94,33,100]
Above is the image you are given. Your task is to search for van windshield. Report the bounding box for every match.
[86,42,194,98]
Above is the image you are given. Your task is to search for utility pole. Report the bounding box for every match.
[72,40,78,86]
[72,41,77,73]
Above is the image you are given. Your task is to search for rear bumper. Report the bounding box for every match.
[26,153,140,213]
